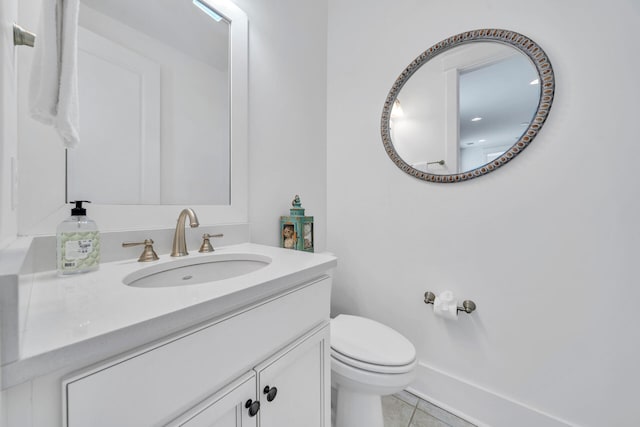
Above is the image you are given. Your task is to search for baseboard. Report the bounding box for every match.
[408,361,579,427]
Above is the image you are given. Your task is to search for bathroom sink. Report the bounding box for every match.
[123,253,271,288]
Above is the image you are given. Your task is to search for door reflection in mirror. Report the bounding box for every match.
[459,48,540,172]
[68,0,230,205]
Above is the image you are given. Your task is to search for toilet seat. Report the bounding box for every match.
[330,315,416,374]
[331,348,416,374]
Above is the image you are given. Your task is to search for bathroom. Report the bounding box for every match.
[1,0,638,426]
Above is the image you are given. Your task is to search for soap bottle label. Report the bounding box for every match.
[65,239,94,260]
[59,231,100,272]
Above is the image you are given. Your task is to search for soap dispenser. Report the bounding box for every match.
[57,201,100,276]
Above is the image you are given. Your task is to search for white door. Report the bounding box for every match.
[255,325,331,427]
[68,26,161,204]
[167,372,258,427]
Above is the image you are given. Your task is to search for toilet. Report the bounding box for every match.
[330,314,417,427]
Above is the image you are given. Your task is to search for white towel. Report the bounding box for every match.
[29,0,80,149]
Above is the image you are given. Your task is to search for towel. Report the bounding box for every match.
[29,0,80,149]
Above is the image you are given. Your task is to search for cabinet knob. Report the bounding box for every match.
[245,399,260,417]
[263,385,278,402]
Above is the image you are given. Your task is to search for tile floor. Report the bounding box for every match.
[382,391,476,427]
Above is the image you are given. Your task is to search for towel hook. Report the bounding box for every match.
[13,23,36,48]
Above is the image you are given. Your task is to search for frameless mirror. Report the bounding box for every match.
[68,0,230,204]
[381,29,555,183]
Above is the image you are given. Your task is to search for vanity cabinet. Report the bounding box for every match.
[62,276,331,427]
[170,325,329,427]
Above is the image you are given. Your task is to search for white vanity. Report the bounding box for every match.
[0,236,336,427]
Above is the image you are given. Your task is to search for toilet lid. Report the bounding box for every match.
[330,315,416,367]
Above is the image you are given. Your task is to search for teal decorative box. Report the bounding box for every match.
[280,195,314,252]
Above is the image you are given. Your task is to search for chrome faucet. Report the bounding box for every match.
[171,208,200,257]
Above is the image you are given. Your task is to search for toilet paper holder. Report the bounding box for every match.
[423,291,477,314]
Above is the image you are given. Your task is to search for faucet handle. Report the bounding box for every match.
[199,233,223,253]
[122,239,160,262]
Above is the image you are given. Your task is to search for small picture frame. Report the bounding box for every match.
[281,222,297,249]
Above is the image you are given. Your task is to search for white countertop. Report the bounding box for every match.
[1,243,336,388]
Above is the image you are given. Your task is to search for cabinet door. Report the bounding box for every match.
[255,324,330,427]
[167,372,258,427]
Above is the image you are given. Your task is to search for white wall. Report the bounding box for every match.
[327,1,640,426]
[232,0,328,252]
[0,0,18,249]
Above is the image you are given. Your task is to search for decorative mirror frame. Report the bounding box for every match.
[381,29,555,183]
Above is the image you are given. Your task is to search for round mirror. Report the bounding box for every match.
[381,29,554,183]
